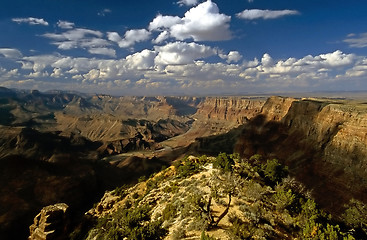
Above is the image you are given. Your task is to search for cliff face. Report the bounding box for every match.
[235,96,367,213]
[195,97,265,124]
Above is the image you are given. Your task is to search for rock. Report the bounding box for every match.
[236,97,367,214]
[29,203,69,240]
[195,97,265,124]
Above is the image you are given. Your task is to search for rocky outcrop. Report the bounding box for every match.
[29,203,69,240]
[195,97,265,124]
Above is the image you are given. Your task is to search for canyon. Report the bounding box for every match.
[0,87,366,239]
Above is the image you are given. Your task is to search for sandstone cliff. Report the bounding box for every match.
[235,96,367,214]
[195,97,265,124]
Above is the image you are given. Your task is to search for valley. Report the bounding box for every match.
[0,87,367,239]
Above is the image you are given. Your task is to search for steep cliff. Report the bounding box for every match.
[195,97,265,124]
[235,96,367,214]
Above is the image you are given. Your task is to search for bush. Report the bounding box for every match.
[262,158,288,185]
[342,198,367,237]
[113,184,130,198]
[162,203,176,221]
[213,153,235,172]
[200,231,217,240]
[227,213,254,239]
[176,157,201,178]
[171,226,186,240]
[274,186,296,212]
[89,205,168,240]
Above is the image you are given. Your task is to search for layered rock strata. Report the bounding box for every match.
[235,96,367,213]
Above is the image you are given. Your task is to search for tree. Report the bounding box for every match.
[262,158,288,185]
[213,153,235,172]
[342,199,367,234]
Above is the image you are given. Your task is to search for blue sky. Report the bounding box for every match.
[1,0,367,95]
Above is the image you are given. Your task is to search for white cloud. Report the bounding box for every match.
[154,41,216,65]
[148,15,181,31]
[344,33,367,48]
[57,20,75,29]
[177,0,199,6]
[219,51,243,63]
[344,58,367,77]
[21,55,61,72]
[125,49,156,70]
[88,48,116,57]
[0,68,19,79]
[0,48,22,59]
[152,31,170,44]
[43,28,103,45]
[12,17,49,26]
[98,8,112,16]
[170,0,232,41]
[43,28,113,56]
[261,53,273,67]
[2,48,364,95]
[236,9,300,20]
[50,68,63,78]
[107,29,151,48]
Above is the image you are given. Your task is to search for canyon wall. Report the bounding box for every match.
[195,97,265,124]
[235,96,367,214]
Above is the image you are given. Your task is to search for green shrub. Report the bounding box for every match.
[213,153,235,172]
[274,186,296,212]
[262,158,288,185]
[89,205,168,240]
[227,213,254,239]
[162,203,176,221]
[113,184,130,198]
[200,231,217,240]
[342,198,367,232]
[171,226,186,240]
[176,157,201,178]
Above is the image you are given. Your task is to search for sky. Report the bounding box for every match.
[1,0,367,95]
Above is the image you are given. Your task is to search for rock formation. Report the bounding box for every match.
[195,97,265,124]
[235,96,367,214]
[2,87,367,238]
[29,203,69,240]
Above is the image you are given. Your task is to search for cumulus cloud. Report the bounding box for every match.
[170,0,232,41]
[50,68,63,78]
[88,47,116,57]
[107,29,151,48]
[125,49,156,70]
[344,33,367,48]
[219,51,243,63]
[0,48,22,59]
[149,15,181,31]
[43,28,115,57]
[236,9,299,20]
[152,31,170,44]
[177,0,199,6]
[344,59,367,77]
[3,48,363,95]
[154,41,217,65]
[57,20,75,29]
[21,55,61,72]
[12,17,49,26]
[43,28,103,45]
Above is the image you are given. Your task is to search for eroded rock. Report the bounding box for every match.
[29,203,69,240]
